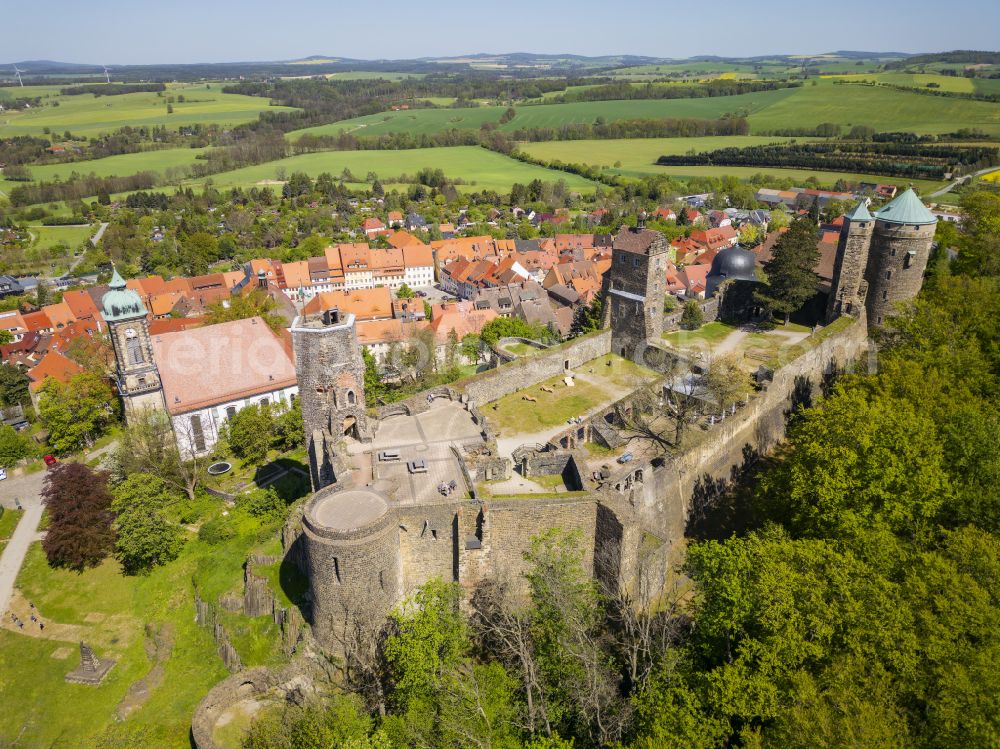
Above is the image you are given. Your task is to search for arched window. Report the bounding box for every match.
[126,337,144,365]
[347,390,356,405]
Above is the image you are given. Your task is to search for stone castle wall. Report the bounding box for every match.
[456,330,612,406]
[826,219,873,322]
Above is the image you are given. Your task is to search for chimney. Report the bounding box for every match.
[257,269,268,289]
[322,308,341,326]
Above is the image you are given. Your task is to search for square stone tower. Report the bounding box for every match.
[603,223,669,358]
[825,201,874,323]
[291,309,372,490]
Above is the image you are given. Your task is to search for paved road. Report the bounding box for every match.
[89,221,109,248]
[928,167,999,199]
[0,470,48,618]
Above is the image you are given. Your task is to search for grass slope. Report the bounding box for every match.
[184,146,599,192]
[19,147,208,184]
[0,83,295,138]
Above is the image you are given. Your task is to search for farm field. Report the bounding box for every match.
[520,138,948,192]
[14,147,208,184]
[290,88,801,139]
[294,79,1000,140]
[825,72,1000,96]
[0,83,296,138]
[747,79,1000,135]
[182,146,600,192]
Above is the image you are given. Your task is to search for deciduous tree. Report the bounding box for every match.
[41,463,115,570]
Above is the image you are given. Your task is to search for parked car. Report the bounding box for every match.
[617,452,634,464]
[43,454,58,468]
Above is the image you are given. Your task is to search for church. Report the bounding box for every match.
[102,269,298,455]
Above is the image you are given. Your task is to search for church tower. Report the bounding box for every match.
[825,201,874,323]
[603,218,669,359]
[101,269,164,418]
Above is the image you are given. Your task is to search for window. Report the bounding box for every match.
[190,414,206,452]
[260,397,270,407]
[333,557,341,584]
[883,289,889,301]
[126,337,144,365]
[226,406,237,420]
[379,570,385,591]
[346,390,356,405]
[885,270,892,281]
[633,258,640,267]
[905,251,916,269]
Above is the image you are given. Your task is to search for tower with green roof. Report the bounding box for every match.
[865,188,937,326]
[101,268,164,418]
[826,200,874,322]
[826,189,937,326]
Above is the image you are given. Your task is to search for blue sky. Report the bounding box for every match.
[6,0,999,65]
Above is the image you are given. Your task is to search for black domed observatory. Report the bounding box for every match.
[705,245,758,297]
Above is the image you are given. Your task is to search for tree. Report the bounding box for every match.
[755,218,820,324]
[362,347,384,406]
[205,289,285,333]
[0,331,12,346]
[110,474,184,574]
[38,372,117,453]
[41,463,115,570]
[111,409,205,501]
[525,529,628,745]
[704,353,752,413]
[273,400,304,451]
[0,424,32,467]
[242,695,390,749]
[680,301,704,330]
[0,362,30,407]
[224,403,274,467]
[395,283,415,299]
[757,384,951,543]
[460,334,484,365]
[572,291,605,334]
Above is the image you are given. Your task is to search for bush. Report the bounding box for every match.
[236,487,286,519]
[198,515,236,545]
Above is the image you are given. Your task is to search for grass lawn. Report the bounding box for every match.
[484,353,657,436]
[663,321,738,348]
[502,341,545,357]
[183,146,599,193]
[19,147,208,185]
[28,223,94,250]
[0,507,23,539]
[0,83,296,138]
[0,476,307,748]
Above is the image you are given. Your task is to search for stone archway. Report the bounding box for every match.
[343,416,359,440]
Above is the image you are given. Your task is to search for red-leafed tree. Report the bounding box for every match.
[41,463,115,570]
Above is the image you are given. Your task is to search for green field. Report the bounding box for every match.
[184,146,600,192]
[29,224,95,250]
[520,137,947,192]
[0,83,296,138]
[15,147,208,185]
[747,79,1000,135]
[290,89,801,139]
[825,72,1000,97]
[293,79,1000,140]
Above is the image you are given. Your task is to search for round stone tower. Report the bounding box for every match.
[864,188,937,326]
[301,486,400,653]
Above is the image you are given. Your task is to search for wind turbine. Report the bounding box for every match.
[13,66,24,87]
[102,65,111,84]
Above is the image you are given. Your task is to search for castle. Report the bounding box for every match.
[825,188,938,326]
[287,198,936,653]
